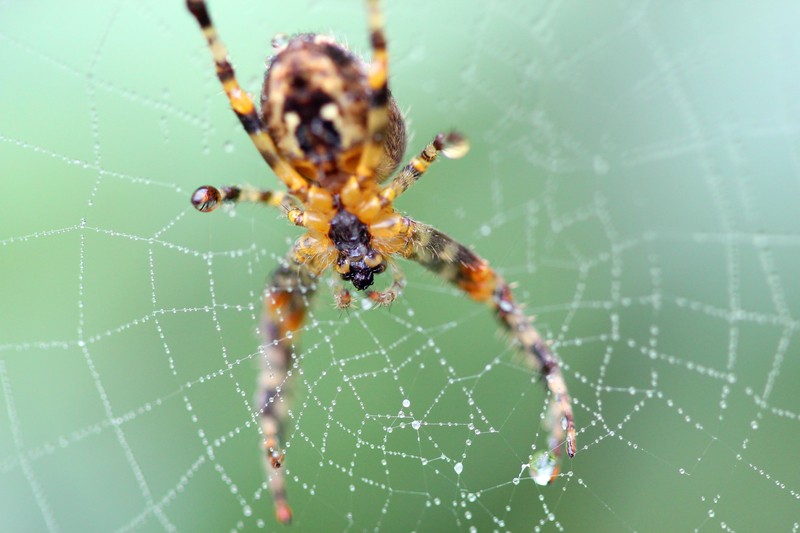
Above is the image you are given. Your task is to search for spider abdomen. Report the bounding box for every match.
[261,34,406,189]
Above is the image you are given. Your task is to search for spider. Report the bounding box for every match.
[186,0,576,524]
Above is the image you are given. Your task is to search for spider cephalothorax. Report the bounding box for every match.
[187,0,576,525]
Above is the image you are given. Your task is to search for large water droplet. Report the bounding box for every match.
[454,462,463,475]
[441,132,470,159]
[272,33,289,50]
[530,451,559,486]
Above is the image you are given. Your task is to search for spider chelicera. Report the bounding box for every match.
[186,0,576,524]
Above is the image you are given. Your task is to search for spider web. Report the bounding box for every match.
[2,0,800,531]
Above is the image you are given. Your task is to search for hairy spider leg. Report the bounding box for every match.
[186,0,309,198]
[257,256,319,524]
[356,0,391,182]
[332,282,352,310]
[380,132,470,204]
[403,220,577,462]
[367,260,406,306]
[191,185,300,214]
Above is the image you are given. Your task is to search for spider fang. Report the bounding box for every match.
[329,209,385,290]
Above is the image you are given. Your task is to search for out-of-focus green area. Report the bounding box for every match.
[2,1,799,531]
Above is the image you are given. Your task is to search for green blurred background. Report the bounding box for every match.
[2,1,800,531]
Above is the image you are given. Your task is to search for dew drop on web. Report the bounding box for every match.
[529,450,558,486]
[272,32,289,50]
[441,132,470,159]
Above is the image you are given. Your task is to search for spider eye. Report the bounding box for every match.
[191,186,222,213]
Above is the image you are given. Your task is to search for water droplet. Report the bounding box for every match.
[411,420,421,430]
[530,451,558,486]
[454,462,463,475]
[272,33,289,50]
[402,399,411,408]
[441,132,470,159]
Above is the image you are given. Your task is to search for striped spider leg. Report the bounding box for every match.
[403,221,577,472]
[185,0,310,200]
[257,252,321,525]
[374,131,577,465]
[346,127,579,469]
[375,133,578,471]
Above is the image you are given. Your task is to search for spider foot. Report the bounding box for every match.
[264,443,285,469]
[566,424,577,458]
[333,288,352,309]
[367,289,398,307]
[275,501,293,525]
[269,452,285,469]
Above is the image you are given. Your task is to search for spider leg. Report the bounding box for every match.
[331,280,352,310]
[286,208,332,235]
[356,0,390,181]
[186,1,308,198]
[334,288,352,310]
[367,260,405,306]
[257,250,322,524]
[401,219,577,461]
[380,132,470,203]
[190,185,300,213]
[356,131,470,220]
